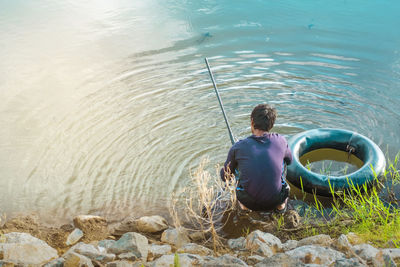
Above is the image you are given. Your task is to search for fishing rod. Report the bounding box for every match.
[205,57,236,145]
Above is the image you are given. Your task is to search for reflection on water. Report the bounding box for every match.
[0,0,399,224]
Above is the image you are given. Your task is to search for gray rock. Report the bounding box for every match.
[352,244,380,262]
[150,253,203,267]
[149,244,172,259]
[334,257,366,267]
[161,228,190,248]
[0,233,58,266]
[108,232,149,261]
[282,239,298,251]
[133,216,169,233]
[245,230,282,256]
[2,232,49,246]
[177,243,213,256]
[255,253,305,267]
[99,239,117,249]
[66,228,84,246]
[106,261,135,267]
[227,237,246,251]
[64,251,94,267]
[67,242,115,263]
[383,248,400,261]
[202,254,248,266]
[297,234,332,247]
[44,257,66,267]
[113,216,168,235]
[285,245,345,265]
[333,234,352,252]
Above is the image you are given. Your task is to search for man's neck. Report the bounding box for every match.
[252,129,269,137]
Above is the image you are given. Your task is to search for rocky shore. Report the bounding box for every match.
[1,214,399,267]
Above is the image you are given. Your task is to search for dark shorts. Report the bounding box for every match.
[236,183,290,211]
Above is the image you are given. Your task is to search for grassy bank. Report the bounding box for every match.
[294,153,400,247]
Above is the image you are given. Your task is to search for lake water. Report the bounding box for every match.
[1,0,399,224]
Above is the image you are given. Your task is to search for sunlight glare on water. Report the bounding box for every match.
[0,0,399,223]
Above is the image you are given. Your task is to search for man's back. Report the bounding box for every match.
[221,133,292,203]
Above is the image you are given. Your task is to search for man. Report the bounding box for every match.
[220,104,292,212]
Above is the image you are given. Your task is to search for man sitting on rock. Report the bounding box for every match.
[220,104,292,213]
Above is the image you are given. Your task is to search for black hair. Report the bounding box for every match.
[250,104,277,131]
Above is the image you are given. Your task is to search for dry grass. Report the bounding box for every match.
[170,158,238,252]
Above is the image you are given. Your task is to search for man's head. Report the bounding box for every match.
[250,104,277,132]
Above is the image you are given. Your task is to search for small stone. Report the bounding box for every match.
[346,232,363,245]
[281,240,298,251]
[245,230,282,255]
[118,252,137,261]
[43,257,66,267]
[73,215,109,241]
[160,228,190,248]
[246,255,264,265]
[285,245,345,265]
[283,210,301,228]
[149,244,172,259]
[0,261,15,267]
[150,253,203,267]
[106,261,135,267]
[60,224,75,232]
[67,242,116,263]
[202,254,248,267]
[108,232,149,262]
[64,251,94,267]
[255,253,305,267]
[66,228,84,246]
[177,243,213,256]
[227,237,246,251]
[297,234,332,247]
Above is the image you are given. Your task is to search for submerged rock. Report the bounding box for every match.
[161,228,190,248]
[108,232,149,261]
[0,232,58,266]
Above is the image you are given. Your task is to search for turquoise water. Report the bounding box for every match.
[0,0,399,223]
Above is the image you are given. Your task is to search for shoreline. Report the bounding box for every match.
[1,212,399,266]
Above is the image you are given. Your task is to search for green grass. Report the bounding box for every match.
[299,153,400,247]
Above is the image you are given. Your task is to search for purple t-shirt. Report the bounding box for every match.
[220,133,292,203]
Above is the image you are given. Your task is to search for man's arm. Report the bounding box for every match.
[220,146,237,181]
